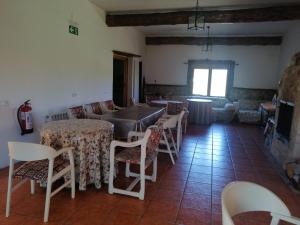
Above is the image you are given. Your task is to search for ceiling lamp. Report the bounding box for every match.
[188,0,205,30]
[202,26,212,52]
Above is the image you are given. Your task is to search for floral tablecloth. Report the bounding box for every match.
[40,119,113,190]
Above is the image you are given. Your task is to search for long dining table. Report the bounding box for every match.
[101,105,165,139]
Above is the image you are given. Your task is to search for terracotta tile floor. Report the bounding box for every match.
[0,124,300,225]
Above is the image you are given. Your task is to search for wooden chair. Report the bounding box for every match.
[6,142,75,223]
[222,181,300,225]
[108,126,161,200]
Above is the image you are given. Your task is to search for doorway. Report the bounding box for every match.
[113,55,128,107]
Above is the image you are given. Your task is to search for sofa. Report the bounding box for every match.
[238,100,262,124]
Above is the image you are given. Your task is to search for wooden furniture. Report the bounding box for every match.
[187,99,213,125]
[40,119,113,190]
[150,100,183,107]
[6,142,75,223]
[109,126,161,200]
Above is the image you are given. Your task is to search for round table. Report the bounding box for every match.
[187,99,213,125]
[40,119,114,190]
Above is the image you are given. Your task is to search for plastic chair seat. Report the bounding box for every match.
[14,156,69,182]
[116,147,158,166]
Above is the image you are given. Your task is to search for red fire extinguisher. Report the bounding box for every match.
[17,100,33,135]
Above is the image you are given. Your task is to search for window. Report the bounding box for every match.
[188,60,234,97]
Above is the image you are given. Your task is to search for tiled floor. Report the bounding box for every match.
[0,123,300,225]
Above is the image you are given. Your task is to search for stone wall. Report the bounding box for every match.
[144,84,276,101]
[271,53,300,165]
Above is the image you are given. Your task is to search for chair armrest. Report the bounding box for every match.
[85,112,103,120]
[271,212,300,224]
[54,147,74,158]
[110,139,143,149]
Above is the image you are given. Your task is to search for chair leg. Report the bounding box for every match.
[44,160,54,223]
[6,159,14,217]
[163,131,175,165]
[125,162,130,177]
[139,164,145,200]
[168,128,178,157]
[70,166,75,199]
[30,180,35,195]
[108,160,114,195]
[152,157,157,182]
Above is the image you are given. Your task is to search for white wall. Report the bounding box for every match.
[145,45,280,89]
[277,21,300,79]
[0,0,145,168]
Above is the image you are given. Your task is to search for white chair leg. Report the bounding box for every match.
[30,180,35,194]
[6,159,14,217]
[125,162,130,177]
[44,160,54,223]
[168,128,178,157]
[139,164,145,200]
[152,157,157,182]
[108,155,115,195]
[70,166,75,199]
[163,131,175,165]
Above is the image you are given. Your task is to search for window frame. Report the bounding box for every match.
[187,59,235,98]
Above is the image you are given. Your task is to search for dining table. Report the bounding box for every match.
[40,119,114,191]
[101,105,165,139]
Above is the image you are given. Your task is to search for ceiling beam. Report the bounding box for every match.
[146,36,282,46]
[106,5,300,26]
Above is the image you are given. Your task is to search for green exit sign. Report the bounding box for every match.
[69,25,79,36]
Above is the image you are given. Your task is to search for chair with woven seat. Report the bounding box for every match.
[108,125,161,200]
[222,181,300,225]
[6,142,75,223]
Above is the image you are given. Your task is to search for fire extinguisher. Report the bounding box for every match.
[17,100,33,135]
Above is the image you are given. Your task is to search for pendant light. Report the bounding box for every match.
[188,0,205,30]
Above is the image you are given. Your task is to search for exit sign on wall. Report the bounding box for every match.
[69,25,79,36]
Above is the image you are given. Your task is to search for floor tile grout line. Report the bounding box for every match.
[173,132,196,225]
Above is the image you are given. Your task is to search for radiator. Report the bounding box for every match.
[50,112,69,121]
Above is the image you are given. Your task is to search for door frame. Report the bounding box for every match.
[113,53,128,106]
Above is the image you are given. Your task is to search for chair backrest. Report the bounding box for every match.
[167,102,185,115]
[8,142,57,161]
[176,110,188,147]
[68,105,85,119]
[144,126,162,156]
[222,181,291,225]
[103,100,115,110]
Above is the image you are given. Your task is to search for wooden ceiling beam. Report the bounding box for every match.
[146,36,282,46]
[106,5,300,26]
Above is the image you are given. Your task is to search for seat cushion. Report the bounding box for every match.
[115,147,158,166]
[14,157,70,182]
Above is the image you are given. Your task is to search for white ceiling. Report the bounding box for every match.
[138,21,299,37]
[90,0,300,12]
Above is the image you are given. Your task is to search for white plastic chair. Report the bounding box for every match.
[156,115,179,165]
[108,125,161,200]
[222,181,300,225]
[6,142,75,223]
[176,110,189,151]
